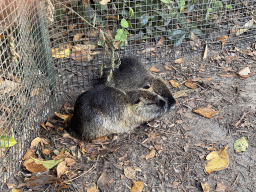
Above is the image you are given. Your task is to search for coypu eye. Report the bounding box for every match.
[143,84,150,89]
[135,99,140,104]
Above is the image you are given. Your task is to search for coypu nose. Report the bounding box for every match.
[156,95,167,108]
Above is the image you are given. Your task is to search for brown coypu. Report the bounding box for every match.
[94,57,176,110]
[70,85,169,140]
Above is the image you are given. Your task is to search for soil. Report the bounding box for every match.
[12,45,256,192]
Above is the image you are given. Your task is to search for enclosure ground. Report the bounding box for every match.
[11,46,256,192]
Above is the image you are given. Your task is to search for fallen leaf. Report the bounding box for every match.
[41,123,47,130]
[10,188,21,192]
[92,135,108,143]
[31,157,63,170]
[234,136,248,153]
[124,166,142,180]
[97,171,113,191]
[131,181,144,192]
[23,149,35,160]
[173,58,184,64]
[30,137,49,149]
[57,161,68,178]
[236,19,255,36]
[185,79,197,89]
[149,66,161,72]
[237,67,250,77]
[164,65,172,71]
[144,148,156,160]
[65,158,76,166]
[156,36,165,46]
[205,146,229,174]
[0,136,17,148]
[68,24,77,31]
[73,33,84,41]
[215,183,226,192]
[87,183,98,192]
[141,47,156,53]
[193,107,219,118]
[23,158,47,173]
[201,182,210,192]
[207,147,216,151]
[173,89,194,98]
[31,88,39,97]
[52,48,70,58]
[169,80,179,88]
[55,112,72,121]
[217,36,228,47]
[42,148,51,155]
[99,0,110,5]
[0,78,19,95]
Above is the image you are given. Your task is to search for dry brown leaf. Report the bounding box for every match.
[217,36,228,47]
[23,149,35,160]
[141,47,156,53]
[130,181,144,192]
[205,146,229,174]
[185,79,197,89]
[207,147,216,151]
[30,137,49,149]
[57,161,68,178]
[68,24,77,31]
[97,172,113,191]
[236,19,254,36]
[124,166,142,180]
[237,67,250,77]
[23,158,47,173]
[87,183,98,192]
[42,148,51,155]
[145,148,156,160]
[193,107,219,118]
[173,58,184,64]
[73,33,84,41]
[90,151,98,160]
[55,112,72,121]
[169,80,180,88]
[156,37,165,46]
[65,158,76,167]
[54,149,65,160]
[201,182,210,192]
[149,66,161,72]
[99,0,110,5]
[215,183,226,192]
[41,123,47,130]
[45,121,55,128]
[164,65,172,71]
[92,135,108,143]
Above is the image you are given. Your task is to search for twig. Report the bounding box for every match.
[232,110,252,127]
[232,173,240,186]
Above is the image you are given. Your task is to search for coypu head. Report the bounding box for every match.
[141,77,176,111]
[126,89,169,122]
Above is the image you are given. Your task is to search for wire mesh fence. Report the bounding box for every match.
[0,0,255,188]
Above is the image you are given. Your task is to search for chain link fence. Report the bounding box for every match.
[0,0,255,188]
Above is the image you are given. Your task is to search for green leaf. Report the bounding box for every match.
[225,4,233,9]
[127,21,133,28]
[177,0,185,12]
[120,30,129,41]
[129,7,135,18]
[161,0,171,3]
[31,157,63,170]
[0,136,17,148]
[234,137,249,153]
[121,18,129,28]
[115,29,123,41]
[138,14,149,27]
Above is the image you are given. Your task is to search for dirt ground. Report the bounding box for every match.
[12,45,256,192]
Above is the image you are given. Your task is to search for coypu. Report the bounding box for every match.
[70,85,169,140]
[95,57,176,110]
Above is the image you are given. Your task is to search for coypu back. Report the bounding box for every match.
[95,57,176,110]
[70,85,169,140]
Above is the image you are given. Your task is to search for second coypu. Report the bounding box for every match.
[71,85,169,140]
[95,57,176,110]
